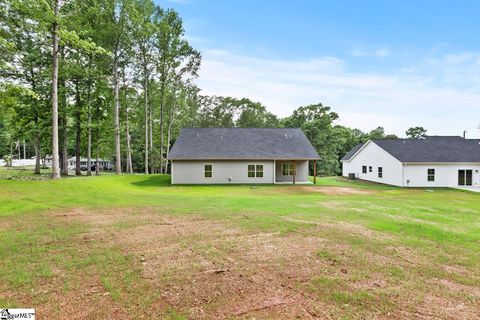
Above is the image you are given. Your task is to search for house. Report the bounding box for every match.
[341,136,480,188]
[67,157,113,171]
[168,128,320,184]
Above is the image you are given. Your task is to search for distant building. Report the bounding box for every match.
[342,136,480,188]
[168,128,320,184]
[67,157,113,171]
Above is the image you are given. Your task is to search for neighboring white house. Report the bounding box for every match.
[67,157,113,171]
[341,136,480,188]
[168,128,320,184]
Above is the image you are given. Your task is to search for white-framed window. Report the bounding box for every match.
[362,166,367,174]
[281,163,295,176]
[248,164,264,178]
[378,167,383,178]
[204,164,212,178]
[369,166,372,172]
[256,165,263,178]
[427,168,435,182]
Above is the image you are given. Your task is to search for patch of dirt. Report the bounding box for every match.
[414,294,480,320]
[299,186,376,195]
[34,267,129,320]
[282,217,394,241]
[9,206,479,319]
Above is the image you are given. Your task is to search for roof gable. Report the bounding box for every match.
[168,128,320,160]
[348,136,480,163]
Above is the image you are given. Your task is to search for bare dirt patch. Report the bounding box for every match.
[12,207,479,319]
[299,186,376,195]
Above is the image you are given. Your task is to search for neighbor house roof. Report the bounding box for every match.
[343,136,480,163]
[341,143,364,161]
[168,128,320,160]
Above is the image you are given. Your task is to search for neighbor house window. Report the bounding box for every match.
[282,163,295,176]
[378,167,383,178]
[428,168,435,182]
[256,165,263,178]
[248,165,255,178]
[369,166,372,172]
[362,166,367,174]
[204,164,212,178]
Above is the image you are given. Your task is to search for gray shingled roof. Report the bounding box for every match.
[343,136,480,163]
[341,143,365,161]
[168,128,320,160]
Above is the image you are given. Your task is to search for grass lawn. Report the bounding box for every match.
[0,168,479,319]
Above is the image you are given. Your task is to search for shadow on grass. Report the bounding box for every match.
[130,174,171,187]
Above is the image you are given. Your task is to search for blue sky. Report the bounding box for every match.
[158,0,480,137]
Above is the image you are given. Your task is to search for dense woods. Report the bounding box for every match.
[0,0,399,177]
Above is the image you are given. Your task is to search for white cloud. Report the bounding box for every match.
[350,47,391,58]
[194,49,480,137]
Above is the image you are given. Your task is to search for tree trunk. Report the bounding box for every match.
[30,68,41,175]
[74,80,81,176]
[113,55,121,174]
[125,91,133,174]
[166,98,175,174]
[159,84,166,174]
[86,80,92,176]
[149,103,153,173]
[50,0,61,179]
[95,146,100,176]
[34,120,41,175]
[60,76,68,175]
[144,73,149,174]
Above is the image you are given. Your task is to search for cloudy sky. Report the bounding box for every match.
[157,0,480,137]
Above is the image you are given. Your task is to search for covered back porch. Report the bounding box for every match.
[273,159,318,184]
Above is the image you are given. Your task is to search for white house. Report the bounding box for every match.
[67,157,113,171]
[168,128,320,184]
[341,136,480,188]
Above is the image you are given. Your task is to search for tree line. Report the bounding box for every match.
[0,0,422,177]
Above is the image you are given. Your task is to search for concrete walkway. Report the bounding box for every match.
[455,187,480,193]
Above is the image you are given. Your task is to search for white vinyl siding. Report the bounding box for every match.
[342,141,403,186]
[172,160,274,184]
[275,160,309,183]
[403,164,480,187]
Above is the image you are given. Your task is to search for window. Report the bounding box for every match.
[248,164,264,178]
[362,166,367,174]
[248,165,255,178]
[378,167,383,178]
[282,163,295,176]
[427,168,435,182]
[204,164,212,178]
[256,165,263,178]
[369,166,372,172]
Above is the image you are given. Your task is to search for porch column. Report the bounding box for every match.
[292,160,296,185]
[313,160,317,184]
[273,159,276,184]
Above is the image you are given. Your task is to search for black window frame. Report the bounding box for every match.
[255,164,264,178]
[427,168,435,182]
[378,167,383,178]
[362,166,367,174]
[204,164,212,178]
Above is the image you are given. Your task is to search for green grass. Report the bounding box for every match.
[0,171,479,318]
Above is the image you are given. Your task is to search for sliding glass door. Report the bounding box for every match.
[458,170,473,186]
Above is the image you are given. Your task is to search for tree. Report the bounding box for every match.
[406,126,427,139]
[154,9,200,173]
[50,0,61,179]
[283,103,340,175]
